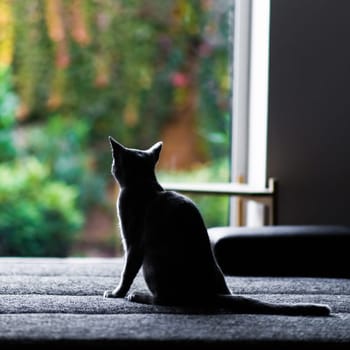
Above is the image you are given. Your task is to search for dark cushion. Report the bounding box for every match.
[208,225,350,278]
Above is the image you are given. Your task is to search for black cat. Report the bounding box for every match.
[104,137,331,316]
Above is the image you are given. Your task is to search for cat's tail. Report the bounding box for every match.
[216,295,331,316]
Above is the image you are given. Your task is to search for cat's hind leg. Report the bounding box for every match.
[126,291,155,305]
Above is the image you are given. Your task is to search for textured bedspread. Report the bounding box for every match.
[0,257,349,349]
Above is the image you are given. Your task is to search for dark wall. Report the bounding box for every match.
[267,0,350,224]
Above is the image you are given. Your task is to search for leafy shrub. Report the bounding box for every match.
[0,158,83,256]
[0,66,18,162]
[24,115,107,211]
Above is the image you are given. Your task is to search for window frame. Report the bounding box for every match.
[163,0,273,227]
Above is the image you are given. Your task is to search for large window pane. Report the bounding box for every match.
[0,0,234,257]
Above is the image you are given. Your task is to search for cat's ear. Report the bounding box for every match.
[108,136,125,157]
[148,141,163,163]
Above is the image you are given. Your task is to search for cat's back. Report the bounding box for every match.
[144,189,211,256]
[151,190,193,211]
[146,190,204,229]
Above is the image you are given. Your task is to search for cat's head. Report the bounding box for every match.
[108,136,162,187]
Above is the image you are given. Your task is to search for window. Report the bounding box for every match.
[0,0,270,257]
[0,0,234,257]
[165,0,272,227]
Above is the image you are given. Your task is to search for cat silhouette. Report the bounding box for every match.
[104,137,331,316]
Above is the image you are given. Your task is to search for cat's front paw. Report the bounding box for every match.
[103,290,116,298]
[103,289,125,298]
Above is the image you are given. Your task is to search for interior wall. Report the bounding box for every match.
[267,0,350,225]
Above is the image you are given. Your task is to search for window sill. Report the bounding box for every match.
[163,178,277,225]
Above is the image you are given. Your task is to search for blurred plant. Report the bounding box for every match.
[23,115,106,210]
[8,0,232,160]
[0,158,83,256]
[0,65,18,162]
[1,0,234,256]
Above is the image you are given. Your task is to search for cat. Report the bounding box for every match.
[103,137,331,316]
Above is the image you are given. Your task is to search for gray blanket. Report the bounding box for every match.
[0,257,349,348]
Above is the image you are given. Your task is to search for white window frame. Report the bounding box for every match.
[164,0,273,227]
[231,0,271,226]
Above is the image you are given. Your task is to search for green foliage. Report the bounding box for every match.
[2,1,234,256]
[23,115,106,210]
[0,158,83,256]
[0,66,18,162]
[10,1,233,151]
[0,67,85,256]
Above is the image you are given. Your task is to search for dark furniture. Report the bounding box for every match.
[209,225,350,278]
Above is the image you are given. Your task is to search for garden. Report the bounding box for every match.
[0,0,233,257]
